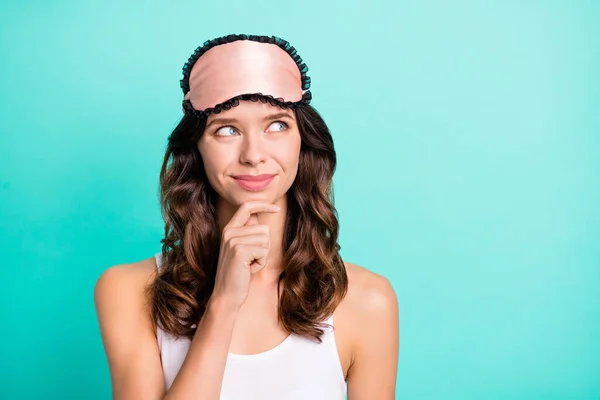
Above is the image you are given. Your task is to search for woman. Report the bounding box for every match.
[94,33,399,400]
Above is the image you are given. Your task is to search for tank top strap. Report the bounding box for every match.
[321,312,345,383]
[323,313,334,331]
[154,252,163,272]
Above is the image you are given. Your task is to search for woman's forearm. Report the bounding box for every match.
[164,296,239,400]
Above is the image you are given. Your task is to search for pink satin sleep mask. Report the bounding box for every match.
[180,34,312,118]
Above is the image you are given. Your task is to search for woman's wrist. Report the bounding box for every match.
[206,294,241,316]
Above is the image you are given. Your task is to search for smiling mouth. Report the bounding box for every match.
[232,175,276,191]
[232,174,275,181]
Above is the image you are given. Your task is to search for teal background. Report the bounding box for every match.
[1,0,598,398]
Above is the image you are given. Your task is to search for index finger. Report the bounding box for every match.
[226,201,280,228]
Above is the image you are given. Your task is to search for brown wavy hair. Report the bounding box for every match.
[147,103,348,342]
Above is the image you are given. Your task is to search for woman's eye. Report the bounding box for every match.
[214,121,288,136]
[215,126,237,136]
[269,121,288,132]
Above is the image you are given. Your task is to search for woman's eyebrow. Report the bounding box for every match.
[261,112,294,122]
[205,111,294,130]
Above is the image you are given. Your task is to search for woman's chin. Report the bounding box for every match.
[230,192,277,207]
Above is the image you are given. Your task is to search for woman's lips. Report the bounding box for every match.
[233,174,275,191]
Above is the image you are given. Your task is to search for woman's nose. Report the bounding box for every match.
[239,132,267,166]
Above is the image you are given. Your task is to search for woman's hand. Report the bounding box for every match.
[211,201,280,310]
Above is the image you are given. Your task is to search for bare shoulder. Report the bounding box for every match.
[338,262,399,398]
[93,256,165,397]
[94,257,159,317]
[94,256,158,300]
[93,255,160,337]
[334,260,399,354]
[342,261,398,316]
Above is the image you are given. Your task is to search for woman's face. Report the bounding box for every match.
[197,101,302,208]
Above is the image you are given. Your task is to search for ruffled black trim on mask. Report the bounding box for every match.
[180,34,312,119]
[182,91,312,119]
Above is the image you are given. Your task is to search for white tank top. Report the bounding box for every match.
[154,253,347,399]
